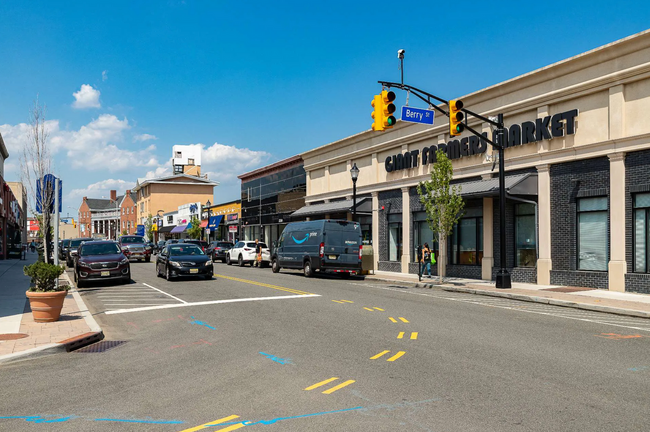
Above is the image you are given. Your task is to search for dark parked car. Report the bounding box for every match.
[118,235,152,262]
[182,239,209,253]
[165,239,179,246]
[156,244,213,281]
[59,239,71,261]
[271,219,362,277]
[66,237,94,267]
[74,240,130,288]
[207,241,234,262]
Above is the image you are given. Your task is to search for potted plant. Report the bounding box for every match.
[24,261,67,322]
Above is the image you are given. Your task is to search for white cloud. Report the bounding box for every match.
[102,70,108,81]
[67,178,136,201]
[133,133,158,142]
[72,84,101,109]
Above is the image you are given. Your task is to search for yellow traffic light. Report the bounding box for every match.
[381,90,396,130]
[449,99,464,136]
[371,94,384,131]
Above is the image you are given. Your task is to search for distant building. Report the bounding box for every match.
[7,182,28,245]
[172,145,202,177]
[118,190,138,235]
[0,135,26,259]
[78,190,123,239]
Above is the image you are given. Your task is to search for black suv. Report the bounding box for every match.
[207,241,234,263]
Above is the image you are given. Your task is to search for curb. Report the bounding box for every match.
[0,274,104,365]
[433,285,650,319]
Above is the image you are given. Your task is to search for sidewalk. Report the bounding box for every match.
[0,253,103,364]
[365,271,650,319]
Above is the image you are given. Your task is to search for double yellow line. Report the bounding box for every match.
[215,274,314,296]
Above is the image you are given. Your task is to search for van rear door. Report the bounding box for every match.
[322,221,361,270]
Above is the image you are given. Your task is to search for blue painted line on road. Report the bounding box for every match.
[0,416,75,423]
[259,351,293,365]
[0,415,184,425]
[628,366,649,372]
[189,316,216,330]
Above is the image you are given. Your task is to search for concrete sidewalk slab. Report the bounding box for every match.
[0,261,103,365]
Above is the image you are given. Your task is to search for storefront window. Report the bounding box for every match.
[388,214,402,262]
[413,212,438,262]
[577,197,608,271]
[450,207,482,265]
[633,193,650,273]
[515,203,537,267]
[358,215,372,245]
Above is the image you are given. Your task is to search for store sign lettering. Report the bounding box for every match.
[385,109,579,172]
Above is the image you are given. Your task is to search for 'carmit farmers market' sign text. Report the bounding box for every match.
[385,109,578,172]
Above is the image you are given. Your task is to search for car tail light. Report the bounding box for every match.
[358,245,363,261]
[319,242,324,258]
[244,248,252,251]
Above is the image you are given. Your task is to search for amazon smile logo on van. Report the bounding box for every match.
[292,234,310,244]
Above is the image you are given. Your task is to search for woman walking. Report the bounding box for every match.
[420,243,432,278]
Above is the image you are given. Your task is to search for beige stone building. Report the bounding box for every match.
[133,173,218,228]
[297,29,650,293]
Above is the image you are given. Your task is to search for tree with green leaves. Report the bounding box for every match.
[186,216,202,240]
[145,214,154,241]
[416,149,465,282]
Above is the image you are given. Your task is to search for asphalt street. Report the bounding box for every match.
[1,259,649,431]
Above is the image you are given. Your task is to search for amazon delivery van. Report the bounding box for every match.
[271,219,362,278]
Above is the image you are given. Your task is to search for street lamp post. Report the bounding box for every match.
[350,163,359,222]
[205,200,212,242]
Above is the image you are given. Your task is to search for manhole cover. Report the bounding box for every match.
[74,340,126,353]
[0,333,29,341]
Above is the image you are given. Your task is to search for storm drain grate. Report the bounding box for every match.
[74,340,127,353]
[0,333,29,341]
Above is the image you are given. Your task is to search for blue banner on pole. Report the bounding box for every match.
[36,174,62,214]
[208,215,223,229]
[401,106,435,125]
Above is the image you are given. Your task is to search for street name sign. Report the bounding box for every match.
[401,106,434,125]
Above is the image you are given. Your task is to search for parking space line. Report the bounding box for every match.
[143,283,188,304]
[104,294,320,315]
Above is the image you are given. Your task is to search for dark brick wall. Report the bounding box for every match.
[378,189,402,262]
[378,261,401,272]
[625,274,650,294]
[624,149,650,293]
[549,157,609,288]
[493,198,515,269]
[447,265,482,279]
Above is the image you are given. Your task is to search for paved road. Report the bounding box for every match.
[1,259,650,431]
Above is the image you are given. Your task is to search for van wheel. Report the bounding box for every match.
[303,261,313,278]
[272,259,280,273]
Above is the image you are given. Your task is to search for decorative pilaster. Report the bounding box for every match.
[536,164,552,285]
[608,152,626,292]
[401,187,410,273]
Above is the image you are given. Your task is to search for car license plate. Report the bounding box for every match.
[328,255,337,260]
[101,271,110,277]
[190,268,198,274]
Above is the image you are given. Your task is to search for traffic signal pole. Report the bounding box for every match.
[376,80,512,288]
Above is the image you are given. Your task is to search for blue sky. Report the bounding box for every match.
[1,1,649,215]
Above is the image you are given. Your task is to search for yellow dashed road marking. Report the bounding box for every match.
[332,300,344,303]
[179,415,242,432]
[410,332,418,340]
[373,307,385,311]
[389,317,398,323]
[370,350,390,360]
[387,351,406,362]
[340,300,354,303]
[215,274,314,295]
[399,317,409,323]
[304,377,339,391]
[322,380,355,394]
[397,332,405,339]
[363,307,374,311]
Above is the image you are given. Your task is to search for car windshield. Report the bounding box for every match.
[70,239,91,247]
[63,240,71,247]
[217,242,233,248]
[169,245,204,256]
[121,236,145,244]
[80,243,121,256]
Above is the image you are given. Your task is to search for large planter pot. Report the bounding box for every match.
[25,290,67,323]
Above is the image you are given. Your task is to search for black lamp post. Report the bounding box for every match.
[205,200,212,242]
[350,163,359,222]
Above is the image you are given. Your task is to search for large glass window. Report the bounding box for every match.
[413,212,439,263]
[451,207,482,265]
[634,193,650,273]
[515,203,537,267]
[577,197,608,271]
[388,214,402,262]
[358,215,372,245]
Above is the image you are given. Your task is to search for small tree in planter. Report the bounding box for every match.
[24,261,68,322]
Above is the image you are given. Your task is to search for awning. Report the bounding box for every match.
[170,224,187,234]
[200,220,208,228]
[208,215,223,229]
[291,197,372,218]
[159,225,176,233]
[458,173,538,198]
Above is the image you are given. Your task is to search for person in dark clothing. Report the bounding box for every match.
[254,239,262,267]
[420,243,432,278]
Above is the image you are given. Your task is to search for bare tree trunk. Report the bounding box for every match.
[438,233,446,284]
